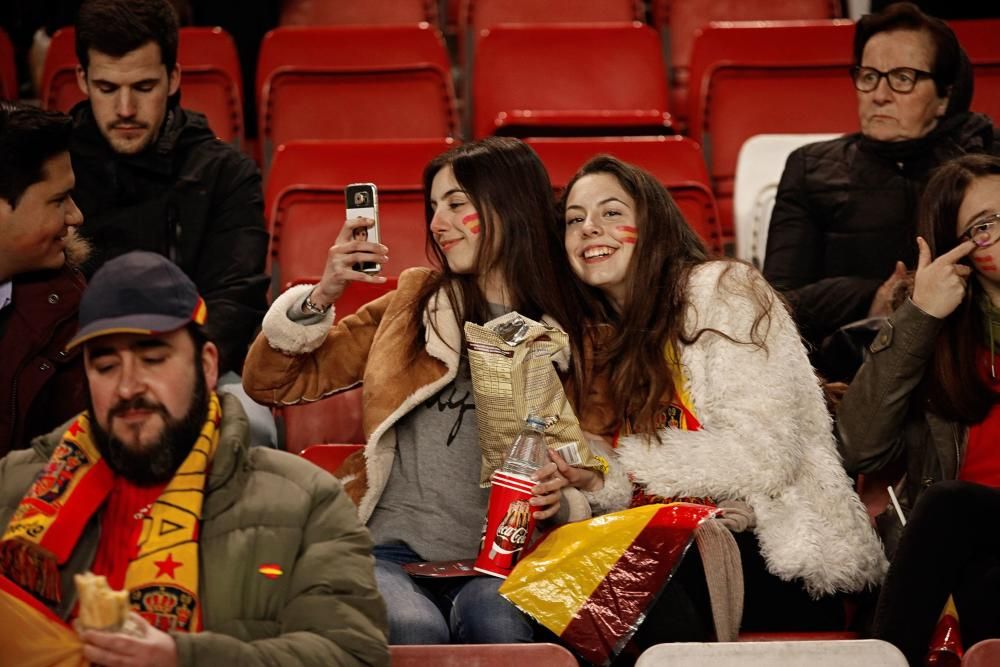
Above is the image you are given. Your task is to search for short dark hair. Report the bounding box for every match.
[76,0,179,73]
[0,101,73,207]
[853,2,968,106]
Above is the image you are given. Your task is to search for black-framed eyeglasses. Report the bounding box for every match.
[850,66,934,93]
[960,213,1000,248]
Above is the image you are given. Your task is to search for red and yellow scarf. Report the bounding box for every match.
[615,346,712,507]
[0,393,221,632]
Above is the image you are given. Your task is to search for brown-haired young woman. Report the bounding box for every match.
[839,153,1000,663]
[557,155,886,644]
[242,137,592,645]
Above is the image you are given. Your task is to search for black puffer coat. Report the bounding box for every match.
[70,102,269,375]
[764,112,999,365]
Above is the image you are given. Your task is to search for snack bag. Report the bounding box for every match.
[465,311,601,485]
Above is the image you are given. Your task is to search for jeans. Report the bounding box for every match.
[218,371,277,448]
[374,543,535,644]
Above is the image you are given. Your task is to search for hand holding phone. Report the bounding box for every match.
[346,183,381,274]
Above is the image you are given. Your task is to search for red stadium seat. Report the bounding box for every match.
[459,0,641,70]
[0,28,16,100]
[300,443,364,473]
[687,20,858,241]
[526,136,722,254]
[256,25,457,171]
[391,643,579,666]
[265,139,452,291]
[472,24,671,139]
[964,639,1000,667]
[952,20,1000,126]
[279,278,398,454]
[279,0,437,26]
[40,27,244,146]
[651,0,840,128]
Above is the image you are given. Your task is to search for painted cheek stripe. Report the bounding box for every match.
[616,225,638,244]
[462,212,481,235]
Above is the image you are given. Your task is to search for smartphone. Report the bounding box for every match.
[346,182,381,274]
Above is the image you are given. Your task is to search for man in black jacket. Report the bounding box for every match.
[68,0,273,443]
[69,0,268,380]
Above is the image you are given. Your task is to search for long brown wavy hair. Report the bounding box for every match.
[917,153,1000,423]
[408,137,592,387]
[560,155,772,438]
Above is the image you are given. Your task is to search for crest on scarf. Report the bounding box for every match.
[131,584,196,632]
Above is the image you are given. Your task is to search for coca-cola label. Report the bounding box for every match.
[475,481,537,578]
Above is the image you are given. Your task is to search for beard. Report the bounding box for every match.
[87,366,209,486]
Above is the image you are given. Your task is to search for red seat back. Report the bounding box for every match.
[300,443,364,473]
[390,643,579,666]
[0,28,15,100]
[472,24,670,139]
[964,639,1000,667]
[527,136,722,254]
[265,139,451,291]
[688,20,858,239]
[952,19,1000,126]
[42,27,244,145]
[279,0,437,26]
[652,0,840,127]
[256,26,457,170]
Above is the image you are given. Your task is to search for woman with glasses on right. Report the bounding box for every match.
[838,153,1000,664]
[764,2,999,382]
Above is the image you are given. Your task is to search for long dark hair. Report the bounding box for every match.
[560,155,772,437]
[918,153,1000,423]
[409,137,590,385]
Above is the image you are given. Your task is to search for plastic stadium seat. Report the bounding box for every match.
[733,133,841,269]
[300,444,364,474]
[0,28,15,100]
[278,278,398,454]
[256,25,457,171]
[952,20,1000,126]
[458,0,642,71]
[472,24,671,139]
[526,136,722,255]
[635,639,907,666]
[40,27,244,146]
[964,638,1000,666]
[279,0,437,26]
[651,0,840,127]
[391,643,579,666]
[265,139,451,291]
[688,20,857,241]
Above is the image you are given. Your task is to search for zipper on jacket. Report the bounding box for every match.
[167,203,180,264]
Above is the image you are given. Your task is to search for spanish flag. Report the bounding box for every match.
[499,502,718,665]
[0,575,85,667]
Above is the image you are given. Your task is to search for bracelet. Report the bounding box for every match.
[302,293,331,315]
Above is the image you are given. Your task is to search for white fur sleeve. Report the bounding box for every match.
[615,263,827,500]
[261,283,336,355]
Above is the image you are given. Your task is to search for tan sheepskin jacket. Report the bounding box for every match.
[242,268,590,525]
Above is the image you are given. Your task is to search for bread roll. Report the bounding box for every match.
[74,572,129,630]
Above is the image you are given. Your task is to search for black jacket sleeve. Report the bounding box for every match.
[195,149,270,375]
[764,147,881,347]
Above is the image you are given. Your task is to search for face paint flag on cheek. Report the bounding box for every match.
[615,225,638,244]
[462,212,481,235]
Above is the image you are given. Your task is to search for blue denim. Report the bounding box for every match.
[374,543,535,644]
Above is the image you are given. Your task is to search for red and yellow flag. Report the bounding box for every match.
[0,575,85,667]
[499,502,718,665]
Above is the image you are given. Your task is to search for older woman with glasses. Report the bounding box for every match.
[838,153,1000,664]
[764,2,999,382]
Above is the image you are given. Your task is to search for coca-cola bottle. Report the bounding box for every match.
[500,415,548,477]
[475,415,549,577]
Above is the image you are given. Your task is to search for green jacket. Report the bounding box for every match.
[0,394,389,666]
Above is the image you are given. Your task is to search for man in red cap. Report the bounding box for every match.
[0,251,388,667]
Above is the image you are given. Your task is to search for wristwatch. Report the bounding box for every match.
[302,293,331,315]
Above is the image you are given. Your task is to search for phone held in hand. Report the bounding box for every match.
[346,182,381,274]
